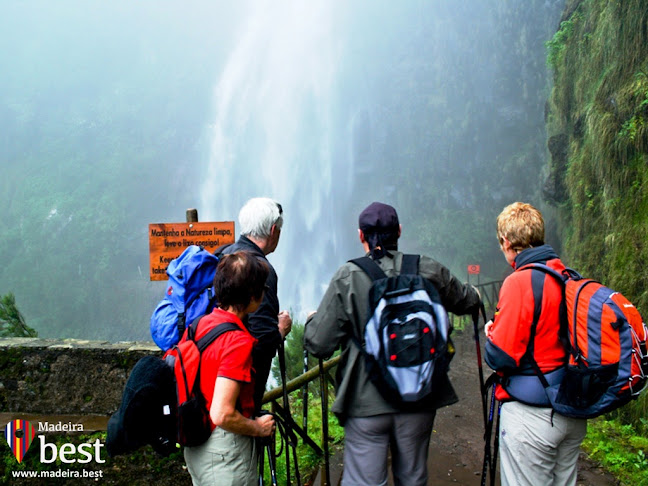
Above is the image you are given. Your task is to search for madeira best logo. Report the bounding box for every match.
[3,420,37,463]
[2,419,105,464]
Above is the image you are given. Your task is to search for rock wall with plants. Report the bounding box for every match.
[545,0,648,312]
[545,0,648,431]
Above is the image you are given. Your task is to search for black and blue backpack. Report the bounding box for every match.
[150,245,223,351]
[351,254,452,408]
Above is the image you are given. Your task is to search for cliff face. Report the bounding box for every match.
[546,0,648,311]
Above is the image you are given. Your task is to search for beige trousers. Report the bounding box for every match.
[499,401,587,486]
[184,427,258,486]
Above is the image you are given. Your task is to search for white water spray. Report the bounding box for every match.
[199,1,356,318]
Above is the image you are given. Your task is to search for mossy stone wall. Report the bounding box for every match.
[0,338,160,416]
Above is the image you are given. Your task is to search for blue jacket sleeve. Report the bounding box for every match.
[485,339,518,372]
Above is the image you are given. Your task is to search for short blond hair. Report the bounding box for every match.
[496,202,545,251]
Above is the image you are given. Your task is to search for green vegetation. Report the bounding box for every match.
[271,321,309,387]
[544,0,648,471]
[0,292,37,338]
[260,393,344,485]
[583,418,648,486]
[266,318,345,483]
[546,16,579,70]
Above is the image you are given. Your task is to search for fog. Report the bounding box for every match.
[0,1,564,340]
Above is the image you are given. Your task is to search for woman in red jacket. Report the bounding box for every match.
[184,252,276,486]
[485,202,587,486]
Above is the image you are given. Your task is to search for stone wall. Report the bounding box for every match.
[0,338,160,416]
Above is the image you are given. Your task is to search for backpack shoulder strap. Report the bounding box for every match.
[213,243,231,258]
[194,322,241,353]
[518,262,574,284]
[517,263,573,385]
[523,269,553,388]
[400,254,420,275]
[349,256,387,281]
[185,314,206,342]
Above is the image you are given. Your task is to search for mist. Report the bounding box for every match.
[0,1,564,341]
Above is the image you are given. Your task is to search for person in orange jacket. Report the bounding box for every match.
[485,202,587,486]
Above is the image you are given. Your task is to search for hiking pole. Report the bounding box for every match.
[481,377,497,486]
[258,439,265,486]
[275,410,302,486]
[303,348,309,431]
[278,341,300,486]
[257,412,277,486]
[491,401,502,486]
[319,358,330,486]
[473,302,492,485]
[268,411,280,486]
[473,304,489,431]
[267,441,278,486]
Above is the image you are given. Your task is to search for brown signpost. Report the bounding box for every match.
[148,221,235,280]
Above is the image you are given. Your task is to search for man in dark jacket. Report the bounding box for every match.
[221,197,292,413]
[304,201,480,486]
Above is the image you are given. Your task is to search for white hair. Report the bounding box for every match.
[238,197,283,239]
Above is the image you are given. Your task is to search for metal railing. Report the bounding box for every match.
[475,280,503,317]
[261,355,340,485]
[260,279,503,486]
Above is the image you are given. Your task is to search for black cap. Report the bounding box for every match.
[358,202,399,234]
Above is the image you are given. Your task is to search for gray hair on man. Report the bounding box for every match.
[238,197,284,239]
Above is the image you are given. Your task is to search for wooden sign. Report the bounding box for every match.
[148,221,235,280]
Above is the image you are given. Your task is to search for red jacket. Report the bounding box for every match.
[485,245,567,401]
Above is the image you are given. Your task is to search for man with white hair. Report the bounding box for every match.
[220,197,292,413]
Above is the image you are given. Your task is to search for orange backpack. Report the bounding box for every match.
[522,264,648,418]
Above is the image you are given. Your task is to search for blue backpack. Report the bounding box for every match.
[150,245,221,351]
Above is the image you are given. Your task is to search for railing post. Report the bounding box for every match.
[186,208,199,223]
[303,349,309,431]
[278,343,293,485]
[319,359,330,486]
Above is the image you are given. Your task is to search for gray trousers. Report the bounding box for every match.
[342,411,436,486]
[499,401,587,486]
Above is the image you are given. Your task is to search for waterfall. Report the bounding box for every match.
[199,1,355,319]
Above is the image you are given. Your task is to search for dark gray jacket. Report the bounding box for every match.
[220,235,282,354]
[304,250,480,422]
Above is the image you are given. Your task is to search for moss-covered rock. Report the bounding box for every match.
[545,0,648,428]
[0,339,160,415]
[546,0,648,311]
